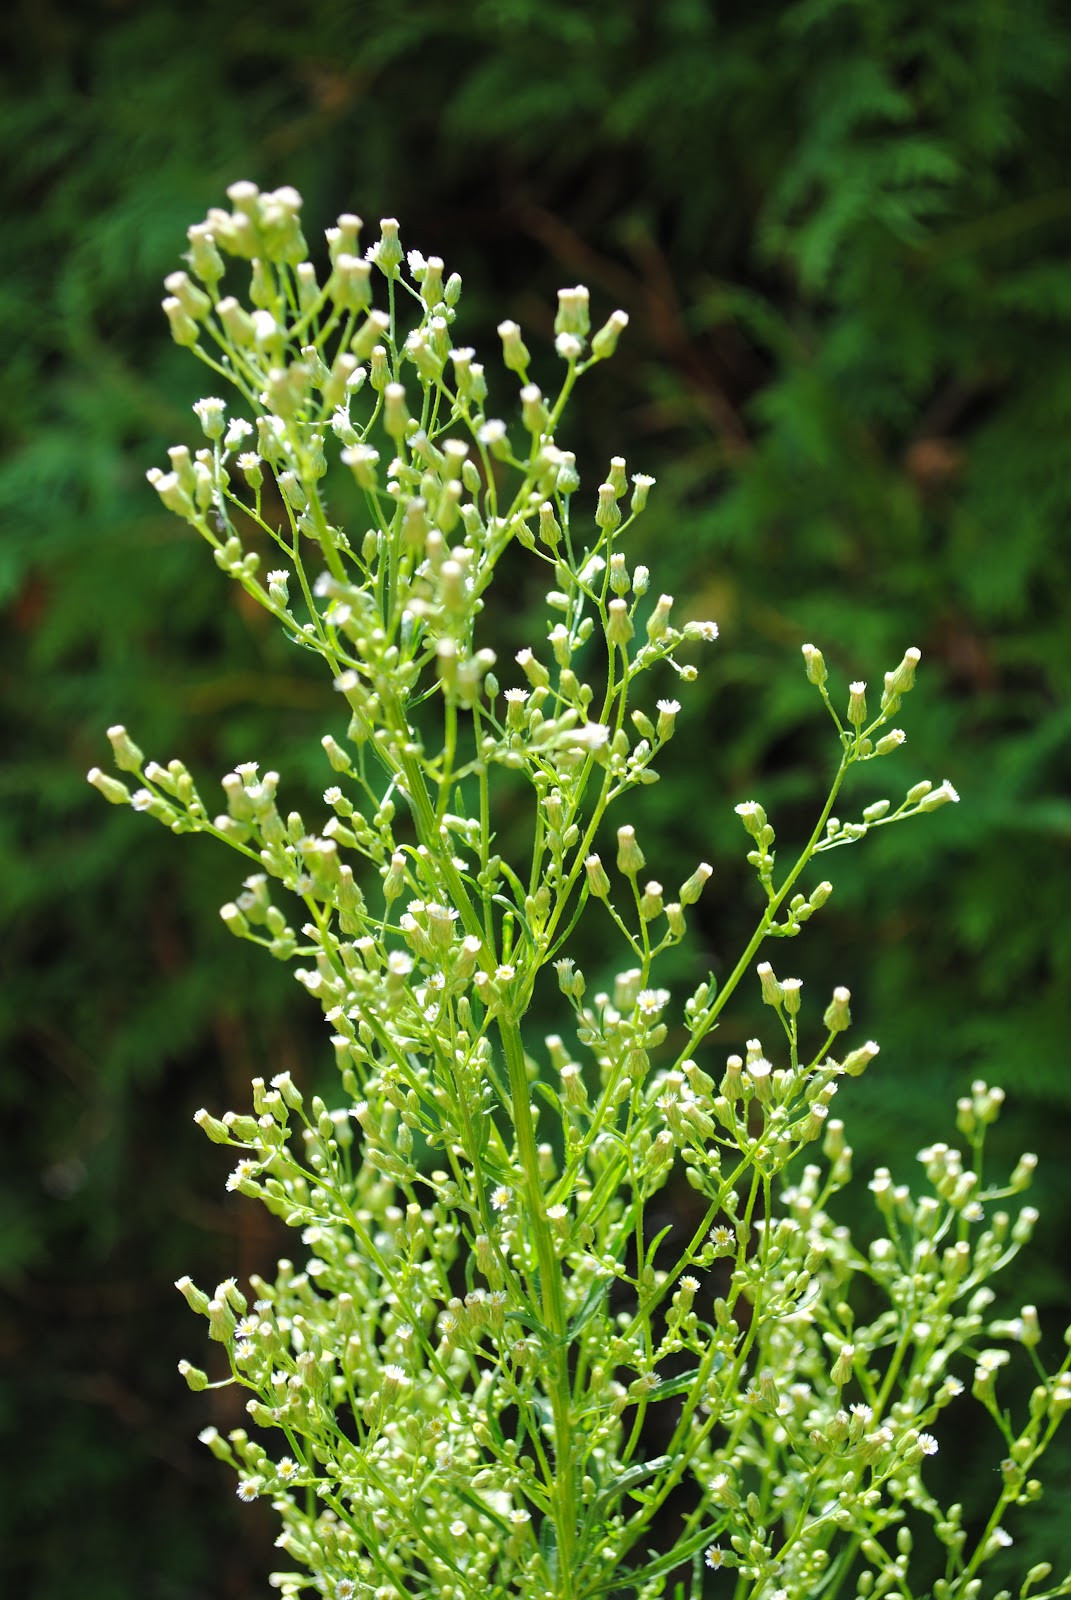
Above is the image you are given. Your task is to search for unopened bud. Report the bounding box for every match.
[824,987,852,1033]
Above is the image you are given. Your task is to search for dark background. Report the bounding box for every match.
[3,1,1071,1594]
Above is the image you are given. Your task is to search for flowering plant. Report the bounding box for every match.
[91,183,1071,1600]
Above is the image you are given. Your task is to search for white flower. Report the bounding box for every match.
[236,1477,260,1502]
[637,988,670,1017]
[449,1519,467,1538]
[918,1432,939,1455]
[491,1185,512,1212]
[705,1545,726,1569]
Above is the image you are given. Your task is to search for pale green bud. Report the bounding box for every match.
[629,473,654,515]
[175,1276,212,1315]
[186,223,224,288]
[590,308,629,360]
[87,767,132,805]
[781,977,802,1016]
[178,1361,209,1391]
[520,384,548,436]
[605,598,633,646]
[841,1040,879,1076]
[556,451,581,496]
[326,213,362,265]
[193,1107,231,1144]
[105,725,144,775]
[831,1343,855,1386]
[917,779,960,811]
[801,643,827,686]
[162,296,200,347]
[596,483,622,531]
[373,217,403,277]
[847,681,867,727]
[756,962,782,1008]
[734,800,767,838]
[164,270,212,321]
[383,383,409,441]
[881,646,921,709]
[212,297,255,349]
[351,310,391,362]
[679,861,712,906]
[639,881,663,921]
[646,593,674,641]
[516,649,550,689]
[616,825,645,876]
[824,986,852,1033]
[585,854,611,898]
[555,285,590,338]
[219,902,249,937]
[330,252,373,312]
[874,728,906,756]
[497,320,530,374]
[606,456,627,497]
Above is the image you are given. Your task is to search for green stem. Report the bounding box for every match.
[497,1011,577,1598]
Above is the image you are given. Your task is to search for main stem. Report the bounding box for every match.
[498,1011,578,1597]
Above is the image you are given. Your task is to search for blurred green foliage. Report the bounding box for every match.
[3,0,1070,1593]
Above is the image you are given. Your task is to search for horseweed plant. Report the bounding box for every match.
[91,183,1071,1600]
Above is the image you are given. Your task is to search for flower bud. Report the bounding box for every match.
[590,308,628,360]
[917,780,959,812]
[881,646,921,709]
[595,482,622,532]
[824,987,852,1033]
[616,825,645,876]
[605,598,633,646]
[801,643,827,686]
[679,861,712,906]
[497,320,530,374]
[874,729,906,755]
[585,854,611,898]
[841,1040,879,1076]
[175,1276,211,1315]
[555,285,590,339]
[162,296,199,347]
[646,593,674,641]
[351,310,391,362]
[374,217,403,277]
[756,962,782,1008]
[847,682,867,728]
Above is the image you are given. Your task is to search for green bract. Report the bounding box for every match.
[92,183,1071,1600]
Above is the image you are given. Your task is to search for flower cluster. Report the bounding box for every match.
[91,184,1071,1600]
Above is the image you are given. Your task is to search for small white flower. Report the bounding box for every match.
[225,1160,258,1192]
[491,1185,512,1212]
[686,619,719,642]
[130,789,154,812]
[656,698,681,716]
[705,1545,726,1569]
[449,1518,467,1538]
[276,1457,298,1480]
[918,1432,939,1455]
[236,1477,260,1502]
[636,988,670,1017]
